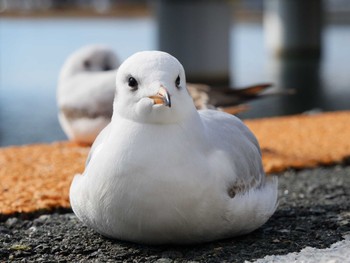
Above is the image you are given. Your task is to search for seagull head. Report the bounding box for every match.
[113,51,196,124]
[60,45,120,79]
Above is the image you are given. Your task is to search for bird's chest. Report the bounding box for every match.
[87,123,225,231]
[107,123,210,183]
[125,133,198,174]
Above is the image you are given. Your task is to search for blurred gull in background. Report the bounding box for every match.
[57,45,120,144]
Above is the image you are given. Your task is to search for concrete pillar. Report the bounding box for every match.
[268,57,323,115]
[264,0,323,58]
[156,0,231,85]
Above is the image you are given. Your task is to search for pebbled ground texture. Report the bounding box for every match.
[1,166,349,262]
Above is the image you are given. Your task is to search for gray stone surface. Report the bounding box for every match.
[1,166,350,262]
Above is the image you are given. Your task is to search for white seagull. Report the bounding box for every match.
[57,45,120,144]
[69,51,278,244]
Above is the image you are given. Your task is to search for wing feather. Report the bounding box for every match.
[199,110,264,193]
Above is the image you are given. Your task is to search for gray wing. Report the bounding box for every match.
[199,109,265,195]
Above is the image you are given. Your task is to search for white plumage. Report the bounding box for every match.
[70,51,278,244]
[57,45,120,144]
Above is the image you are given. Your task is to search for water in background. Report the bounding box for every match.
[0,18,349,146]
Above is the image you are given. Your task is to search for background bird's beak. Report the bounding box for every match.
[149,86,171,107]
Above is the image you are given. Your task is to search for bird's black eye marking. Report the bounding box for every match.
[128,76,138,91]
[102,64,112,71]
[175,75,181,89]
[83,60,91,69]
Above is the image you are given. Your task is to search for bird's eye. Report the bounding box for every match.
[128,76,138,91]
[83,60,91,69]
[102,64,112,71]
[175,75,181,89]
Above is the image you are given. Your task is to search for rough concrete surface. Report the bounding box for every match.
[1,166,350,262]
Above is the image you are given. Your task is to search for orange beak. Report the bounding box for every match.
[149,86,171,107]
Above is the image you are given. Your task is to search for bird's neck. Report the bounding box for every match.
[111,110,205,141]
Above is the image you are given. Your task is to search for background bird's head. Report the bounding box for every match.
[60,45,120,80]
[113,51,195,124]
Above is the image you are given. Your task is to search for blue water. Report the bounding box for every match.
[0,18,349,146]
[0,18,156,146]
